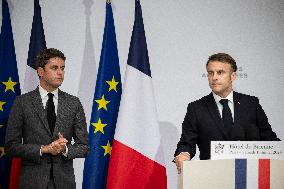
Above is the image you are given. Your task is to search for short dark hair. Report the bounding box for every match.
[35,48,66,69]
[206,53,237,72]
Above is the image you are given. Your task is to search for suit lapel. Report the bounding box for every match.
[54,89,66,137]
[31,87,52,136]
[206,93,228,139]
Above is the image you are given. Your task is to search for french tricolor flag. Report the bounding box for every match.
[236,159,283,189]
[106,1,167,188]
[184,159,284,189]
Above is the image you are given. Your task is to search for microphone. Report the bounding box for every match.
[229,125,245,141]
[243,124,260,141]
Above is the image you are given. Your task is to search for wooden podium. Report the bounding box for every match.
[181,159,284,189]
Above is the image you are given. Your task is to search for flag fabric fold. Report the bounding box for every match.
[82,2,121,189]
[0,1,21,189]
[23,0,46,93]
[106,1,167,188]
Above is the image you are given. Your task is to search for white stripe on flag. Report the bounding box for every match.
[247,159,258,189]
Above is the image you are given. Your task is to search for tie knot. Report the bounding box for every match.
[219,99,229,106]
[48,93,54,99]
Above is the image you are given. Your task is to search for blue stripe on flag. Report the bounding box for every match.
[27,0,46,69]
[127,0,151,77]
[235,159,247,189]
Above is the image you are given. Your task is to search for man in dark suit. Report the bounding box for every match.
[174,53,279,173]
[5,48,89,188]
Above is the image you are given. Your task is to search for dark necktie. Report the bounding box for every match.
[47,93,56,133]
[219,99,233,128]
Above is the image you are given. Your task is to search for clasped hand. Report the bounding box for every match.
[42,133,68,155]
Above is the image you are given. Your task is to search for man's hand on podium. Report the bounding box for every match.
[175,152,190,174]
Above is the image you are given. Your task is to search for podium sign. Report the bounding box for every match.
[211,141,284,160]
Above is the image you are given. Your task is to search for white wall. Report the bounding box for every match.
[2,0,284,188]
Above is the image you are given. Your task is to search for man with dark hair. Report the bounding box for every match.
[35,48,66,70]
[174,53,279,173]
[5,48,89,188]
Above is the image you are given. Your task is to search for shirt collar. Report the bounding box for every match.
[39,85,59,100]
[212,90,233,104]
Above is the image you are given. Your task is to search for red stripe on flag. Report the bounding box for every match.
[9,157,21,189]
[107,140,167,189]
[258,159,270,189]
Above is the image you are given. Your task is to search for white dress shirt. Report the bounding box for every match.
[39,85,58,115]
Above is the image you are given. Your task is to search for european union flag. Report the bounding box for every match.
[0,1,21,189]
[82,1,121,189]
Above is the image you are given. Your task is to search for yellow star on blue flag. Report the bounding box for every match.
[106,76,119,92]
[95,95,110,111]
[0,101,6,111]
[92,118,107,134]
[2,77,17,92]
[101,140,112,156]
